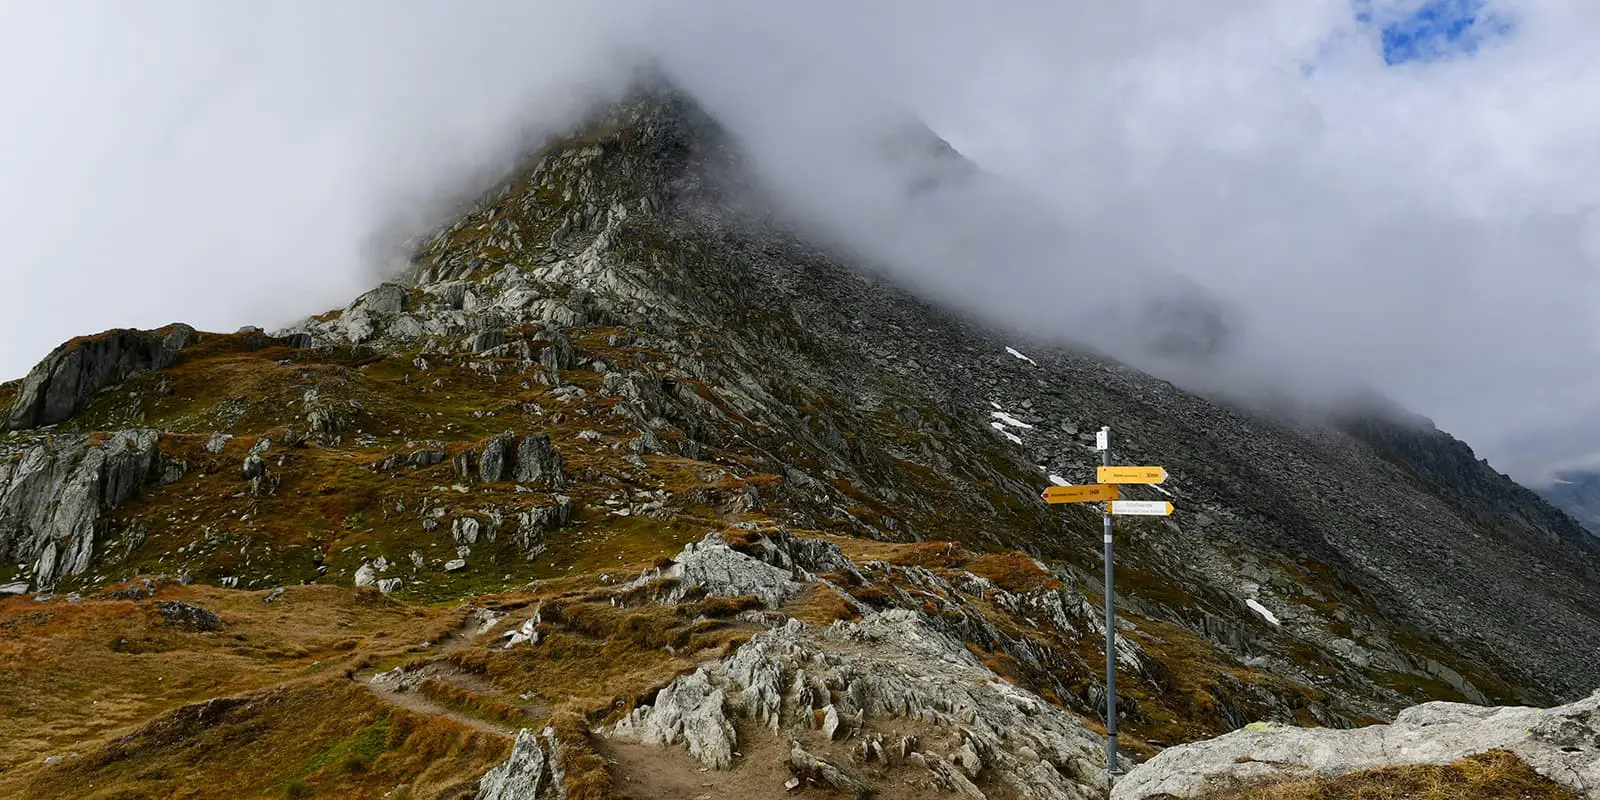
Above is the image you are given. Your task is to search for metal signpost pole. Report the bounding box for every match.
[1099,425,1120,778]
[1042,432,1170,788]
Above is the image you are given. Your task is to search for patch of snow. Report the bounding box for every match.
[1005,346,1038,365]
[989,423,1024,445]
[1049,474,1071,486]
[1152,483,1174,497]
[1553,478,1575,485]
[989,400,1002,409]
[990,411,1034,429]
[1245,598,1280,626]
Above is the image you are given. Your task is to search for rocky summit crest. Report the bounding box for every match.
[4,78,1600,799]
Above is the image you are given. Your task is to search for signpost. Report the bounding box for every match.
[1041,484,1119,504]
[1098,428,1120,779]
[1041,426,1174,783]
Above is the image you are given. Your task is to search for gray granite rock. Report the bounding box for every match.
[1112,690,1600,799]
[606,610,1107,798]
[0,429,160,587]
[625,531,803,609]
[477,727,564,800]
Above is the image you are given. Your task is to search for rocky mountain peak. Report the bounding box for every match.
[6,71,1600,800]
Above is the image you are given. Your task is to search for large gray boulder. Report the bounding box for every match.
[8,325,194,430]
[1111,690,1600,799]
[0,429,162,587]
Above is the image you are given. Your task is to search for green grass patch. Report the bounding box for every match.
[296,714,392,778]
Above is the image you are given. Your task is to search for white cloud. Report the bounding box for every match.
[2,1,1599,484]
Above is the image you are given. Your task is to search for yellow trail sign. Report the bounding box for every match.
[1041,484,1119,504]
[1097,466,1169,485]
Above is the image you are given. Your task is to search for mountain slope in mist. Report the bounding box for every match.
[2,77,1599,799]
[1538,470,1600,537]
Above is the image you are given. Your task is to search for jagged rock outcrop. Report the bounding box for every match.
[606,609,1109,799]
[477,726,565,800]
[625,531,805,608]
[7,325,194,430]
[513,434,564,487]
[0,429,161,587]
[1111,690,1600,799]
[607,527,1122,794]
[513,498,572,555]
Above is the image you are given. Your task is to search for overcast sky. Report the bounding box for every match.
[3,1,1599,484]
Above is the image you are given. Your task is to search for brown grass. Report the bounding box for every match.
[785,583,862,626]
[0,378,18,417]
[1183,750,1580,800]
[7,678,508,800]
[0,583,445,780]
[444,593,759,727]
[417,677,527,724]
[548,711,615,800]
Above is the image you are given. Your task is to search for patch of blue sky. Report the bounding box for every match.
[1302,1,1516,76]
[1355,0,1516,64]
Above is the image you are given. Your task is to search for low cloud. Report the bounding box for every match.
[3,1,1598,484]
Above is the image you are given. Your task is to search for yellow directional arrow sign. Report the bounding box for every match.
[1041,484,1119,504]
[1097,466,1169,485]
[1110,500,1174,516]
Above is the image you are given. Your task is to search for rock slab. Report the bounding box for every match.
[1111,690,1600,799]
[0,429,161,587]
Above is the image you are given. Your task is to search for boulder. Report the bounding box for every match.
[624,532,804,608]
[453,517,481,545]
[479,432,515,482]
[1110,690,1600,799]
[514,498,572,555]
[154,600,222,632]
[477,727,564,800]
[334,284,409,344]
[786,741,869,799]
[8,325,194,430]
[611,666,738,769]
[513,435,565,487]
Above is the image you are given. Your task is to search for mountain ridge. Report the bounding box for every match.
[3,77,1600,798]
